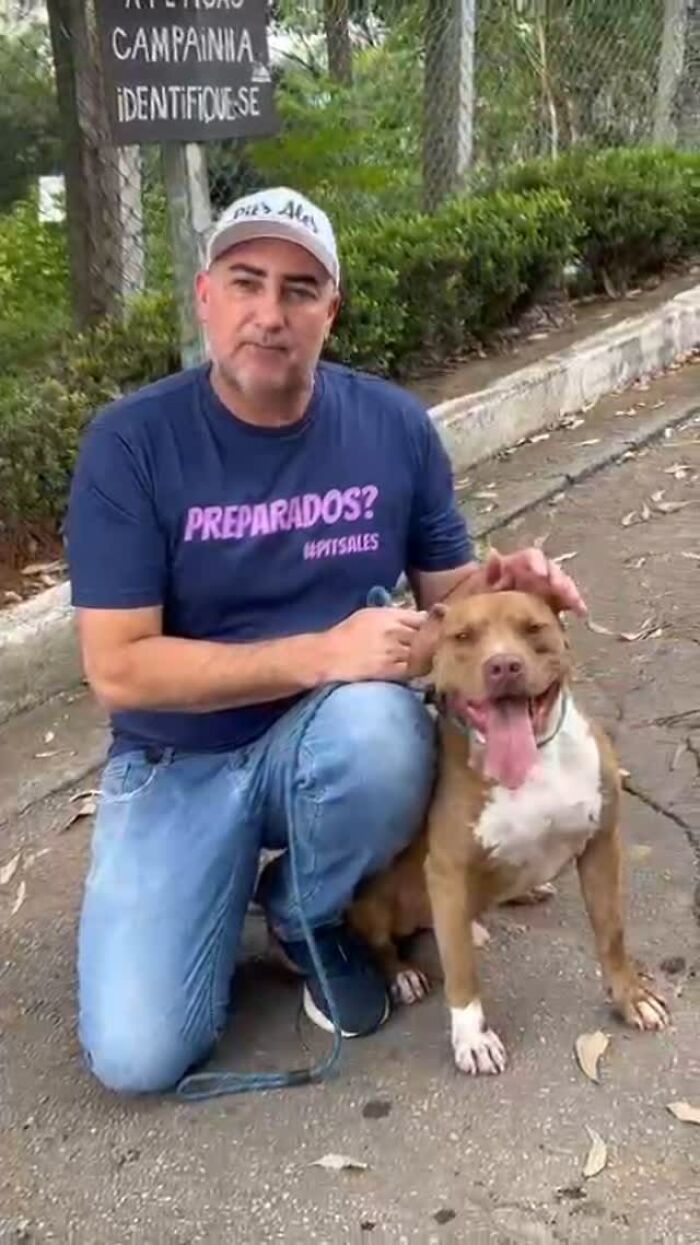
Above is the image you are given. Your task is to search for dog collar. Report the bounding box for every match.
[430,688,569,751]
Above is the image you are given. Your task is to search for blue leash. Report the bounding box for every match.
[175,585,395,1103]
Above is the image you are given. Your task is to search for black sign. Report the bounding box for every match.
[94,0,279,144]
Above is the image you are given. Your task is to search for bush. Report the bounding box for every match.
[490,147,700,292]
[0,192,71,372]
[0,291,177,527]
[330,188,579,374]
[3,146,700,537]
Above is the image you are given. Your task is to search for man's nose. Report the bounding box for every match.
[254,289,286,333]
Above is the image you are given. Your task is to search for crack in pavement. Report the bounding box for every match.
[624,777,700,922]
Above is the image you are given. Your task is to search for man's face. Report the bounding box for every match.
[195,236,340,401]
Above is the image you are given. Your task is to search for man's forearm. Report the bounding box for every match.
[90,631,330,714]
[412,560,490,610]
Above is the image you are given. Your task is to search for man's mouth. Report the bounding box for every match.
[445,683,561,790]
[240,341,289,355]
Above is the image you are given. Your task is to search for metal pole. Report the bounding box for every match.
[422,0,476,212]
[162,142,212,370]
[654,0,688,145]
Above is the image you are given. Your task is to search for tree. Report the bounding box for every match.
[324,0,353,83]
[46,0,138,326]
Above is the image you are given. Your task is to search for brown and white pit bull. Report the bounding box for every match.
[348,590,669,1075]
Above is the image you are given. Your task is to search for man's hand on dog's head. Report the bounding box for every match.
[483,548,588,619]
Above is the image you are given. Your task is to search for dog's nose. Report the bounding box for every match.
[483,653,525,695]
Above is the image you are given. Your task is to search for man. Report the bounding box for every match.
[66,186,585,1095]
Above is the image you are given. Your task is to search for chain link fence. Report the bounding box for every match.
[1,0,698,363]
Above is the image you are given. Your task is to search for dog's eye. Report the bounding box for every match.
[454,627,477,644]
[521,621,545,637]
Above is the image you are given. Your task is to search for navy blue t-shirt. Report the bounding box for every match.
[66,361,472,754]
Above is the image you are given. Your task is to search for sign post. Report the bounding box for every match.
[93,0,280,367]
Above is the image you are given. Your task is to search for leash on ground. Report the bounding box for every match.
[174,586,396,1102]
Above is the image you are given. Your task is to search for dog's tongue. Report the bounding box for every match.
[483,699,538,789]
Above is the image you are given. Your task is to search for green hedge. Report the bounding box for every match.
[0,292,177,528]
[329,188,579,374]
[2,146,700,535]
[490,147,700,292]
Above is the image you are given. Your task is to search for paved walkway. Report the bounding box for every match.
[0,375,698,1244]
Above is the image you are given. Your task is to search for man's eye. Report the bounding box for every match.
[287,286,315,300]
[233,277,255,290]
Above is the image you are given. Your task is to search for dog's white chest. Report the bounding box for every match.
[474,702,602,890]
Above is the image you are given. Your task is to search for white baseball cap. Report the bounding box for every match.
[205,186,340,285]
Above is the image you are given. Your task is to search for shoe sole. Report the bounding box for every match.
[302,983,390,1039]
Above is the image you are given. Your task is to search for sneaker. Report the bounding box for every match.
[275,924,390,1038]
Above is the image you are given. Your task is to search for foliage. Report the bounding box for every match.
[0,292,177,527]
[491,147,700,290]
[3,146,700,533]
[330,188,579,373]
[242,39,423,228]
[0,191,71,372]
[0,22,62,213]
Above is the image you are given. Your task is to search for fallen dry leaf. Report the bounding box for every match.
[0,852,21,887]
[629,844,652,861]
[21,558,65,577]
[575,438,601,447]
[583,1129,608,1179]
[680,551,700,561]
[24,849,50,869]
[651,400,666,410]
[671,742,688,771]
[552,551,578,565]
[586,619,617,638]
[621,511,637,527]
[651,489,666,504]
[640,502,652,522]
[44,730,55,745]
[655,501,691,515]
[575,1031,610,1083]
[563,416,585,430]
[474,490,498,500]
[69,789,99,803]
[586,617,659,643]
[666,1101,700,1126]
[34,750,59,759]
[11,879,27,916]
[67,796,98,824]
[310,1154,368,1172]
[626,556,647,569]
[620,618,660,642]
[529,432,550,444]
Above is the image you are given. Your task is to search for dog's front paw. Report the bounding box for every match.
[451,1001,507,1075]
[615,974,669,1031]
[391,965,430,1006]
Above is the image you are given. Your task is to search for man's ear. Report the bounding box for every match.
[430,602,448,622]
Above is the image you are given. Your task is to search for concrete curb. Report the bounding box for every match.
[1,284,699,724]
[432,284,700,469]
[0,582,78,726]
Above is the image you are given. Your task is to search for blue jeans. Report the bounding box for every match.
[77,682,436,1094]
